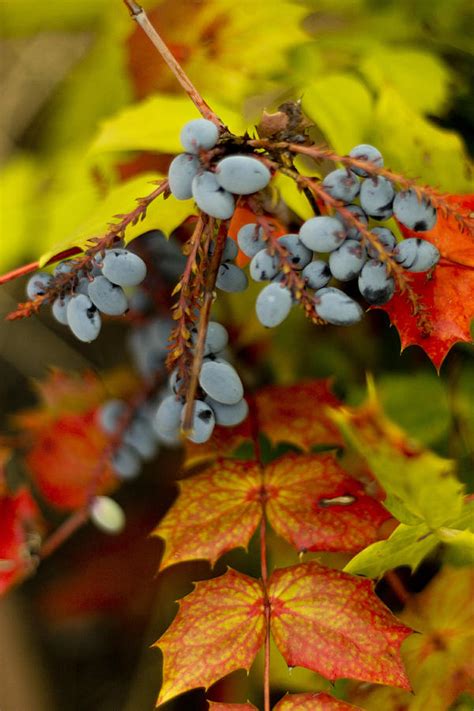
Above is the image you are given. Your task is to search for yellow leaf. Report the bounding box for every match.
[302,74,373,154]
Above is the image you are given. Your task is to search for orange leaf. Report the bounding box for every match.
[155,569,265,707]
[208,703,258,711]
[228,207,287,267]
[379,194,474,369]
[25,409,117,510]
[268,562,412,689]
[273,692,362,710]
[153,459,262,570]
[265,453,392,553]
[0,487,42,595]
[255,381,343,450]
[184,419,253,469]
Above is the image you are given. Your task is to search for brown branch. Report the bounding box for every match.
[7,179,169,321]
[123,1,223,127]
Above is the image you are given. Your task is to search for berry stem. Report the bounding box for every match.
[7,178,169,320]
[123,0,223,127]
[181,219,226,432]
[249,396,271,711]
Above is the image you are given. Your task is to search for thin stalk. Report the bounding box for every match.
[181,219,226,431]
[123,1,223,126]
[249,396,271,711]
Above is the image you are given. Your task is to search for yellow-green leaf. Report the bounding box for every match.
[370,87,473,191]
[359,48,451,115]
[302,74,373,154]
[40,172,195,265]
[91,95,245,156]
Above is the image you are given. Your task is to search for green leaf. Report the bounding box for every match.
[369,87,473,191]
[345,500,474,578]
[0,154,39,270]
[359,48,451,115]
[273,173,314,221]
[335,413,463,528]
[91,95,245,156]
[344,521,437,578]
[301,74,373,154]
[40,172,195,265]
[377,372,450,446]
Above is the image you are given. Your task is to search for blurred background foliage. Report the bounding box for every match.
[0,1,472,710]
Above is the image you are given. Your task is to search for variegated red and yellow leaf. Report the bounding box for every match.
[264,453,392,553]
[268,562,412,689]
[255,381,343,451]
[184,420,253,469]
[153,459,262,570]
[155,569,265,707]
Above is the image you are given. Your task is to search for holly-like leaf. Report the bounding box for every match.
[0,487,42,595]
[379,194,474,370]
[273,692,361,710]
[349,566,474,711]
[346,499,474,578]
[255,381,343,451]
[331,380,464,528]
[153,459,262,570]
[155,569,264,707]
[208,703,258,711]
[264,453,392,553]
[268,562,412,689]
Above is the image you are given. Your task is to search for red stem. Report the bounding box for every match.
[39,508,89,559]
[249,396,271,711]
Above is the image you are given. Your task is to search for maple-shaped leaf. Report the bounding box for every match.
[265,453,392,553]
[155,568,264,707]
[154,453,391,571]
[0,487,42,595]
[184,419,253,469]
[255,381,343,451]
[153,459,262,570]
[349,566,474,711]
[268,562,412,689]
[273,692,361,710]
[331,379,464,528]
[208,703,258,711]
[379,194,474,370]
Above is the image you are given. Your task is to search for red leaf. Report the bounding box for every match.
[0,487,42,595]
[15,369,138,509]
[184,419,253,469]
[25,409,117,510]
[153,459,262,570]
[255,381,343,450]
[155,569,265,707]
[380,194,474,369]
[265,453,392,553]
[268,562,412,689]
[273,692,361,710]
